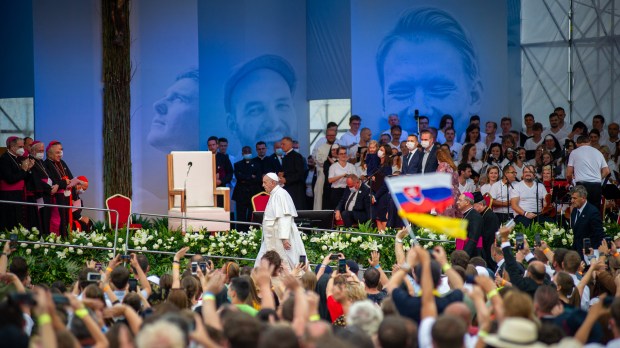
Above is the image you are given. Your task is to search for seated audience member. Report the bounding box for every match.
[334,175,371,227]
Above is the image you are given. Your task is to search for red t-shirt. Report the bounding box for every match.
[326,295,344,323]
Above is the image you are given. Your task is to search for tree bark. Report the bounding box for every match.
[102,0,131,201]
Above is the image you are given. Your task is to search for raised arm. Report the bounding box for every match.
[394,228,408,265]
[418,246,436,320]
[433,246,464,290]
[172,246,190,289]
[130,253,151,296]
[368,251,389,286]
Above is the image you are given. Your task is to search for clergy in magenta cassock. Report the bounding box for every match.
[255,172,306,271]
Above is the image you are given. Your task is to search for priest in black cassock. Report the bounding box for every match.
[44,141,74,237]
[473,192,500,270]
[279,137,306,210]
[26,141,58,235]
[0,137,33,232]
[233,146,262,230]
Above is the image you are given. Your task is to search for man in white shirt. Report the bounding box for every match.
[382,113,408,142]
[510,165,549,228]
[592,114,609,145]
[543,112,569,143]
[484,121,499,148]
[311,122,338,158]
[566,135,609,210]
[554,107,572,135]
[606,122,620,152]
[457,163,476,194]
[338,115,362,152]
[523,123,544,151]
[490,164,517,223]
[443,127,462,160]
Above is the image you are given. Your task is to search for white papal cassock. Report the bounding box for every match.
[254,185,307,270]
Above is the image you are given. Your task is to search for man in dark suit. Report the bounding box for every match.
[419,129,439,173]
[473,192,500,270]
[457,192,483,257]
[208,136,233,207]
[334,175,371,227]
[401,134,423,175]
[251,141,270,176]
[570,185,605,258]
[263,141,283,174]
[233,146,262,230]
[279,137,305,210]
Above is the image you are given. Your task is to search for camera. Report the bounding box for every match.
[199,262,207,274]
[9,234,17,248]
[120,255,131,261]
[128,278,138,292]
[329,253,340,260]
[87,272,102,282]
[52,294,70,306]
[516,233,524,250]
[583,238,592,254]
[338,259,347,274]
[299,255,307,265]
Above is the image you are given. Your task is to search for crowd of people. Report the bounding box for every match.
[2,221,620,347]
[1,108,618,346]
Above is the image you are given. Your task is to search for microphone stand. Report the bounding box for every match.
[183,162,192,233]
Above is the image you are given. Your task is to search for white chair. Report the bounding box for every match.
[167,151,230,232]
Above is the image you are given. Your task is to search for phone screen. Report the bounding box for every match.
[191,262,198,275]
[516,233,524,250]
[299,255,307,265]
[583,238,591,253]
[128,278,138,292]
[338,259,347,274]
[535,233,541,247]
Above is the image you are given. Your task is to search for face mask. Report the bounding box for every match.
[349,187,357,192]
[35,152,44,160]
[275,149,284,156]
[293,149,299,153]
[377,150,385,158]
[59,150,64,159]
[420,140,430,149]
[243,154,252,160]
[406,142,416,151]
[77,189,85,194]
[15,148,25,156]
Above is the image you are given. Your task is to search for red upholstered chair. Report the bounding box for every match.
[106,194,142,230]
[251,192,270,212]
[483,193,493,209]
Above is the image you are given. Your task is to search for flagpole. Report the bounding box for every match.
[403,220,420,246]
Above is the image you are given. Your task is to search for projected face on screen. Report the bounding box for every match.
[225,55,297,151]
[148,69,200,152]
[377,8,482,135]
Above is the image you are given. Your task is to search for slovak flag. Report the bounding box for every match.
[386,173,454,214]
[386,173,467,240]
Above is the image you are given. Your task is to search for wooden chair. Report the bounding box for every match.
[167,151,230,232]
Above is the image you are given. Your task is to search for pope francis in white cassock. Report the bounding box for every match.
[255,173,307,271]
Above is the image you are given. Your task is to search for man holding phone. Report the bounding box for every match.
[570,185,605,258]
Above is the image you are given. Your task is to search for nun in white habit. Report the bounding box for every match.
[254,172,307,271]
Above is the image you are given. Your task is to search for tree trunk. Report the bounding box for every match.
[102,0,131,201]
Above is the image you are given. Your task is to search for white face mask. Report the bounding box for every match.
[406,141,416,151]
[59,150,64,158]
[377,150,385,158]
[35,152,44,160]
[420,140,430,149]
[15,148,25,156]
